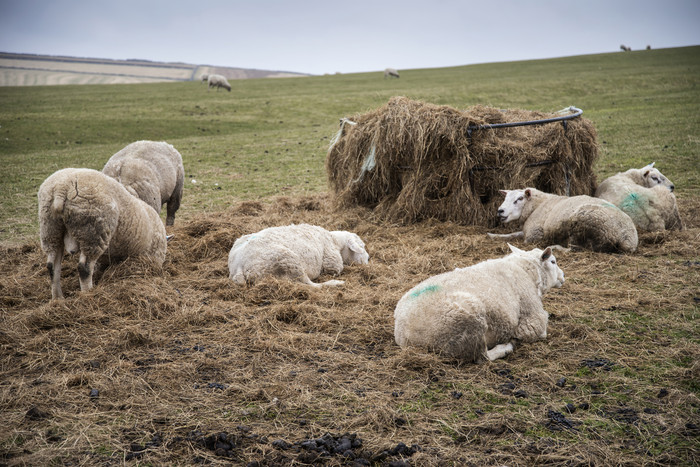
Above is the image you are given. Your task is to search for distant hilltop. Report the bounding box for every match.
[0,52,310,86]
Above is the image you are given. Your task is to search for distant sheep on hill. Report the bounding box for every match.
[595,163,683,232]
[489,188,638,253]
[103,140,185,226]
[38,168,167,299]
[228,224,369,287]
[620,45,631,52]
[394,244,564,363]
[208,74,231,92]
[384,68,400,78]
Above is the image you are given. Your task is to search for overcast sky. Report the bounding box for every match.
[1,0,698,75]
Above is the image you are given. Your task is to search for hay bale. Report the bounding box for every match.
[326,96,599,226]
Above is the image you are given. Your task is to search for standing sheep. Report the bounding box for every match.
[102,140,184,226]
[207,74,231,92]
[489,188,638,253]
[384,68,400,79]
[228,224,369,287]
[38,168,167,299]
[595,162,683,231]
[394,244,564,363]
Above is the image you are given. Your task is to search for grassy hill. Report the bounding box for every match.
[0,52,308,86]
[0,46,698,465]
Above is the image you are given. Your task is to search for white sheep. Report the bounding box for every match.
[489,188,638,253]
[394,244,564,363]
[207,74,231,92]
[595,163,683,231]
[102,140,185,226]
[38,168,167,299]
[228,224,369,287]
[384,68,400,79]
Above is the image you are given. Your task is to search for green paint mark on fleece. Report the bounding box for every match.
[620,192,648,213]
[410,284,441,298]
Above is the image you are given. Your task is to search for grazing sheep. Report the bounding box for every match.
[200,73,209,83]
[228,224,369,287]
[384,68,400,79]
[489,188,638,253]
[620,44,631,52]
[207,73,231,92]
[38,168,167,299]
[595,163,683,231]
[394,244,564,363]
[102,140,185,226]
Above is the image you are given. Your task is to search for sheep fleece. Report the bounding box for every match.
[394,252,550,363]
[39,168,167,263]
[228,224,350,284]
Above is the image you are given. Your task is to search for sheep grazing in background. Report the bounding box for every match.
[228,224,369,287]
[489,188,638,253]
[620,45,631,52]
[394,244,564,363]
[38,168,167,299]
[207,73,231,92]
[595,162,683,231]
[384,68,400,79]
[200,73,209,83]
[103,140,185,226]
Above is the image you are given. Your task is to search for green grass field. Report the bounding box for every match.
[1,46,698,244]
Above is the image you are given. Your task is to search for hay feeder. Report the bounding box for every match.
[326,97,599,226]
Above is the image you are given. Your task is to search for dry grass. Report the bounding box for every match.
[326,97,599,227]
[1,194,698,465]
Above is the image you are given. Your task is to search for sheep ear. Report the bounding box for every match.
[643,170,650,177]
[508,243,524,254]
[498,189,508,196]
[541,247,552,261]
[524,189,532,198]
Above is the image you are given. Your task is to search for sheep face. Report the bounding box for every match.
[539,247,565,289]
[496,189,528,223]
[334,231,370,265]
[642,163,675,191]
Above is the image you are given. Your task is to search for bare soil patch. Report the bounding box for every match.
[1,194,698,465]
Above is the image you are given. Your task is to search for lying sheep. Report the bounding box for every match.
[207,74,231,92]
[228,224,369,287]
[489,188,638,253]
[38,168,167,299]
[384,68,400,79]
[102,140,184,226]
[595,162,683,231]
[394,244,564,363]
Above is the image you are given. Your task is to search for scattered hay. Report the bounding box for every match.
[326,96,599,226]
[0,194,698,465]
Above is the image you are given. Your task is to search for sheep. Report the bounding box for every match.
[620,44,631,52]
[594,163,683,231]
[38,168,167,299]
[207,73,231,92]
[228,224,369,287]
[102,140,185,226]
[488,188,638,253]
[200,73,209,83]
[384,68,400,79]
[394,244,564,363]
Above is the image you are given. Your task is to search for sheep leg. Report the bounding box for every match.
[487,231,524,240]
[166,184,182,226]
[47,248,64,299]
[300,275,345,288]
[486,342,514,361]
[77,252,98,292]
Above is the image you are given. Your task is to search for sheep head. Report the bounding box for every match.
[641,162,675,191]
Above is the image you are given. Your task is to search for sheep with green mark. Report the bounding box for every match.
[489,188,638,253]
[394,244,564,363]
[595,162,683,231]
